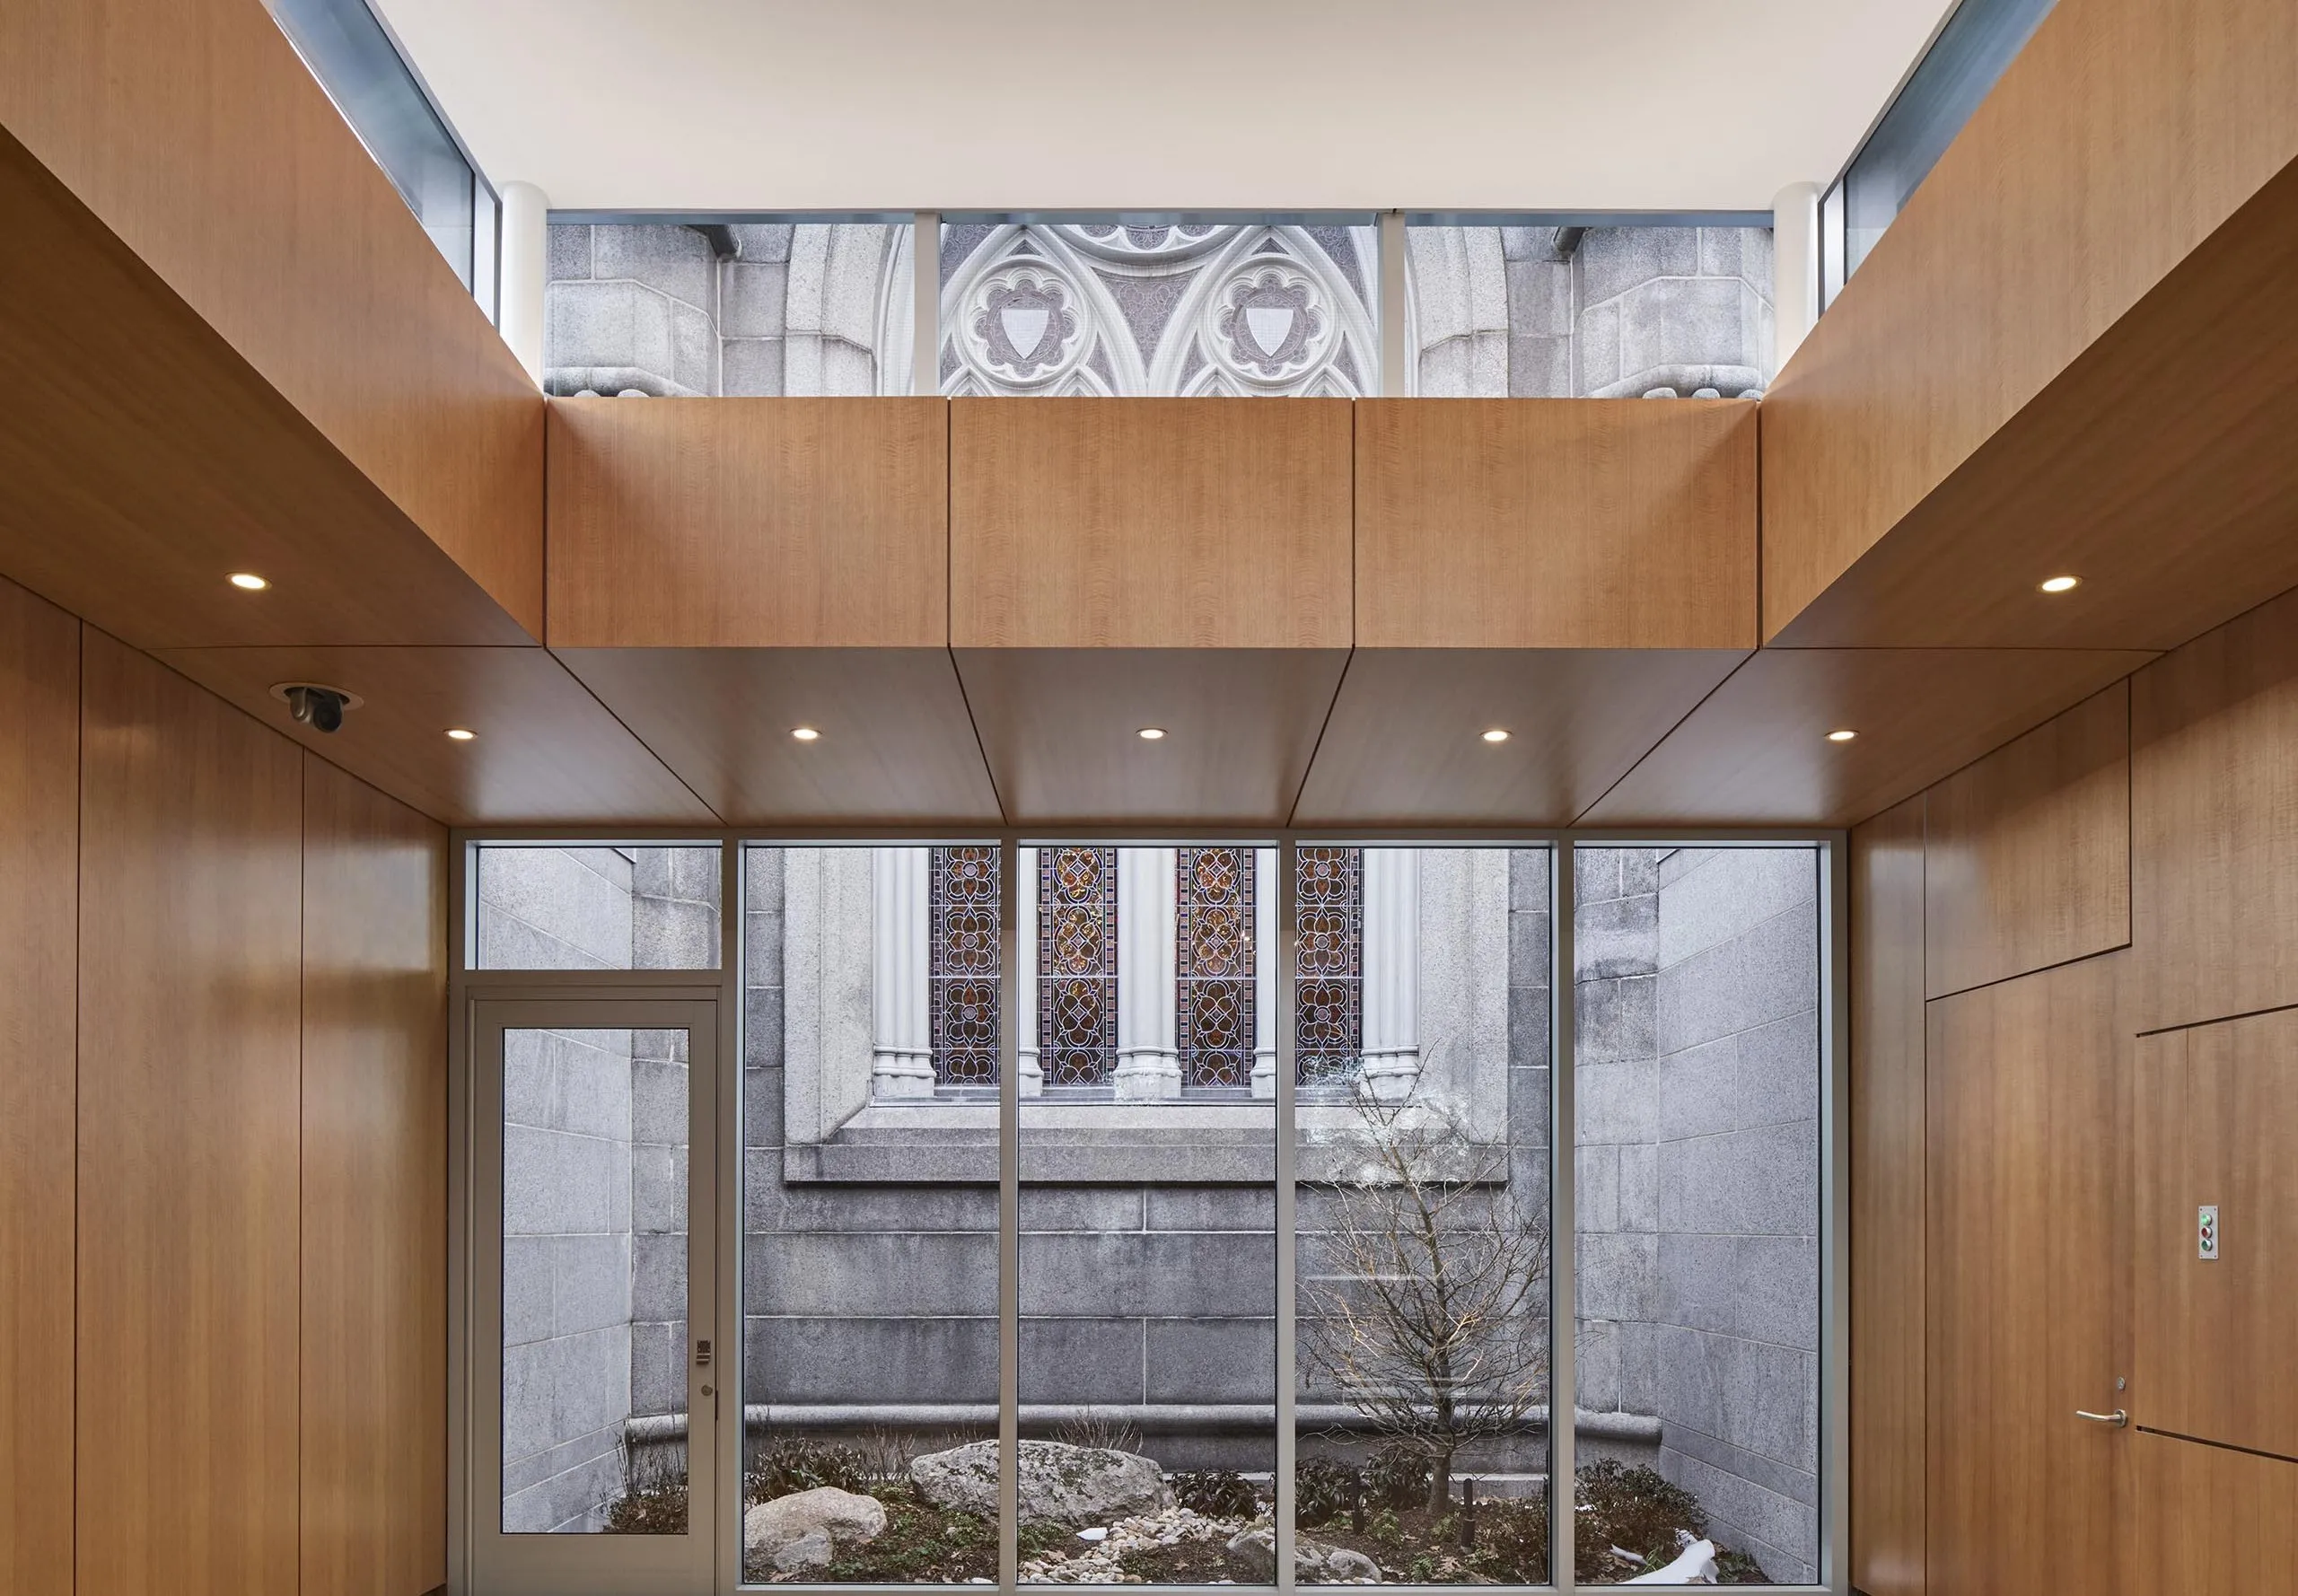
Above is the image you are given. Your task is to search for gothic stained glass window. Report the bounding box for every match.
[1176,846,1257,1089]
[1039,846,1118,1087]
[1295,846,1364,1085]
[928,845,1000,1086]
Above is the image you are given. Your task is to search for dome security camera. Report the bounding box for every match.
[269,682,362,735]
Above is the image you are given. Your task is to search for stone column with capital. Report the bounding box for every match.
[1115,846,1180,1100]
[870,846,935,1099]
[1360,847,1422,1101]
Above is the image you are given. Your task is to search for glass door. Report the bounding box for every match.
[469,997,720,1595]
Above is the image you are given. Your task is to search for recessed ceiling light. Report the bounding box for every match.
[1137,727,1166,741]
[1827,729,1858,743]
[2039,574,2082,593]
[228,572,268,591]
[444,728,476,742]
[1481,728,1510,743]
[791,726,820,742]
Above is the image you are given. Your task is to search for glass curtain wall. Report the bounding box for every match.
[463,837,1831,1591]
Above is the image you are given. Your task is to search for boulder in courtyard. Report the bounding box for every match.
[910,1439,1171,1524]
[743,1485,887,1572]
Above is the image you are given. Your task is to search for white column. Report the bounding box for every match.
[1115,846,1180,1100]
[870,846,934,1099]
[1771,180,1822,377]
[1252,846,1278,1099]
[498,180,550,386]
[1360,847,1421,1102]
[1014,846,1042,1098]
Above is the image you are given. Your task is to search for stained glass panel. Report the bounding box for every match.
[1176,846,1257,1089]
[1295,845,1364,1084]
[928,845,1000,1086]
[1037,846,1117,1086]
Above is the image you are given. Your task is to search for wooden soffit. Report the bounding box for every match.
[1760,0,2298,654]
[0,0,543,645]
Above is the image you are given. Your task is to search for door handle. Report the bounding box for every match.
[2075,1408,2128,1427]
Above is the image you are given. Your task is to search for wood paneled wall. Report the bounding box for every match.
[2131,583,2298,1033]
[1353,399,1757,649]
[547,398,948,649]
[0,580,79,1596]
[300,759,448,1596]
[0,576,447,1596]
[78,633,308,1596]
[1924,681,2131,998]
[1853,580,2298,1594]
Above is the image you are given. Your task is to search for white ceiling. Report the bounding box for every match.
[375,0,1957,215]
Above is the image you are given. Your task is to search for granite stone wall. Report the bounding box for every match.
[1410,224,1775,399]
[544,222,908,398]
[1572,846,1821,1582]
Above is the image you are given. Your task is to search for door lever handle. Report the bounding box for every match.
[2075,1408,2128,1427]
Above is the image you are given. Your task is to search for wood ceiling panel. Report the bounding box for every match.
[952,648,1348,827]
[1,0,544,634]
[149,646,715,826]
[1582,648,2155,829]
[952,399,1352,650]
[1355,399,1756,650]
[548,398,948,649]
[557,647,1003,825]
[1292,648,1747,826]
[1761,0,2298,651]
[0,130,536,650]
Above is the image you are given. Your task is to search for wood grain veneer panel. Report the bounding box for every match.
[0,0,544,633]
[1580,647,2153,828]
[2131,585,2298,1033]
[1925,955,2127,1596]
[558,647,1003,824]
[951,399,1352,649]
[1762,0,2298,645]
[952,647,1348,825]
[1849,796,1925,1596]
[77,633,304,1596]
[0,577,79,1596]
[548,398,948,648]
[1925,681,2131,998]
[300,757,447,1596]
[0,129,534,650]
[2133,1012,2298,1462]
[2127,1432,2298,1595]
[1291,648,1746,825]
[1355,399,1756,649]
[152,645,717,826]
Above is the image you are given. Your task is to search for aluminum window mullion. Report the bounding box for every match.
[1274,836,1299,1593]
[997,837,1022,1590]
[1551,841,1577,1594]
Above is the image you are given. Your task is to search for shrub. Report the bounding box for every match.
[1468,1495,1549,1583]
[1575,1459,1707,1572]
[1051,1409,1143,1456]
[602,1460,689,1535]
[1364,1443,1432,1511]
[747,1436,869,1504]
[1171,1469,1259,1518]
[1294,1458,1362,1526]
